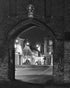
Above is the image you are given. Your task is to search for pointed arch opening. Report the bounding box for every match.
[8,19,55,84]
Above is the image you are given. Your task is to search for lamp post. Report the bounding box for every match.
[36,44,41,57]
[49,40,53,66]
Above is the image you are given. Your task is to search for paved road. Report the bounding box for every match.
[15,65,53,84]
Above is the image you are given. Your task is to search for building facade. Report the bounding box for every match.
[0,0,70,83]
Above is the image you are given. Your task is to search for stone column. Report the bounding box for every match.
[44,37,47,65]
[15,53,19,65]
[44,37,47,56]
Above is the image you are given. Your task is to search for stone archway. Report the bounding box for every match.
[8,19,56,81]
[8,19,56,40]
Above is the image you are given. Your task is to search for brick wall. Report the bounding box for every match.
[64,0,70,82]
[53,40,64,83]
[65,0,70,32]
[64,42,70,82]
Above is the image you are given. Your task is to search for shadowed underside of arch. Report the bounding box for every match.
[8,19,56,41]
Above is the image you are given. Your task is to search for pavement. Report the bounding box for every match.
[0,65,69,88]
[15,65,53,83]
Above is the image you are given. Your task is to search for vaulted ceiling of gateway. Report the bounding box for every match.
[18,27,53,45]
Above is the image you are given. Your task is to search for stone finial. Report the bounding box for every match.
[27,4,34,18]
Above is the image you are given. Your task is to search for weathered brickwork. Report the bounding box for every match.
[64,0,70,83]
[53,40,64,83]
[64,42,70,82]
[64,0,70,32]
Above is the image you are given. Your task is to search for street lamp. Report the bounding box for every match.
[26,41,30,46]
[49,40,53,45]
[36,44,41,51]
[36,44,41,57]
[15,39,19,43]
